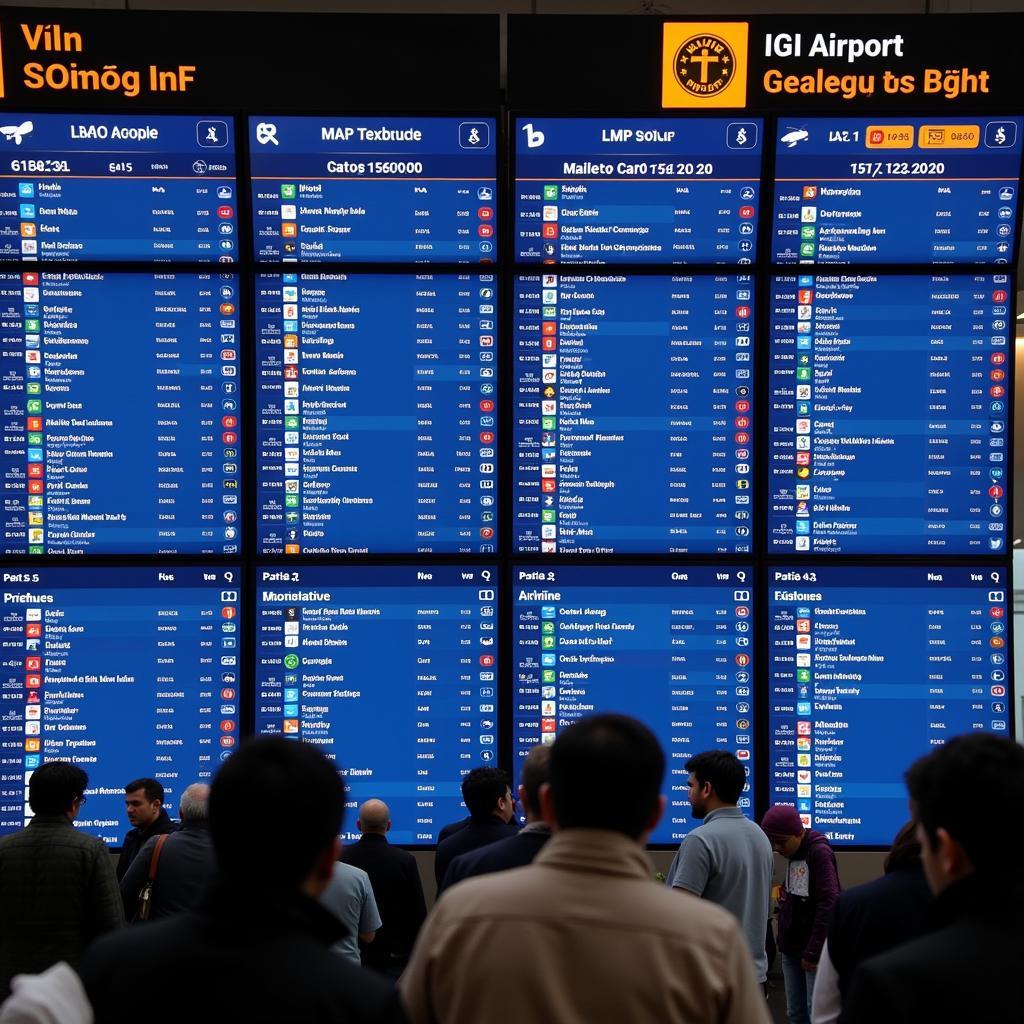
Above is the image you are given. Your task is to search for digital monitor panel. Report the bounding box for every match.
[255,565,497,845]
[513,564,755,845]
[514,273,753,554]
[768,273,1010,555]
[514,117,763,264]
[0,272,241,555]
[769,565,1011,847]
[0,566,240,844]
[0,113,237,262]
[772,116,1023,264]
[256,273,497,554]
[248,117,497,263]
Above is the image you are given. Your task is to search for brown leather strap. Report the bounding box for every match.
[146,833,170,883]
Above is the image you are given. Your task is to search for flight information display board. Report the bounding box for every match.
[0,566,240,845]
[772,116,1023,264]
[514,117,762,264]
[0,272,241,555]
[255,565,497,844]
[256,273,497,554]
[769,565,1011,847]
[514,273,753,553]
[248,116,497,263]
[513,564,754,844]
[768,273,1010,555]
[0,113,237,262]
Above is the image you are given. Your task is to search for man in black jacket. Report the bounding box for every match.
[83,738,404,1024]
[344,799,427,978]
[439,744,551,893]
[841,734,1024,1023]
[0,761,121,998]
[432,767,518,889]
[119,782,216,922]
[116,777,175,882]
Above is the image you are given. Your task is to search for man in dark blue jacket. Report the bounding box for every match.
[439,745,551,894]
[116,777,175,882]
[432,766,518,889]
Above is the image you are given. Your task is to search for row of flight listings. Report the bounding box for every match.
[0,562,1011,848]
[0,110,1019,557]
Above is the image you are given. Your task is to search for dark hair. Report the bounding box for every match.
[210,737,345,888]
[549,714,664,839]
[520,744,552,817]
[905,733,1024,880]
[883,820,922,874]
[124,778,164,803]
[29,761,87,815]
[685,750,746,805]
[461,767,510,819]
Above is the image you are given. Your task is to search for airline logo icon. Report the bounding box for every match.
[662,22,749,108]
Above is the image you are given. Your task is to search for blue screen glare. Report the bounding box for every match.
[0,272,241,555]
[256,273,498,554]
[0,566,241,844]
[515,117,763,264]
[0,113,237,262]
[513,564,755,845]
[255,565,497,844]
[248,116,497,263]
[769,565,1011,846]
[514,274,754,553]
[772,116,1022,264]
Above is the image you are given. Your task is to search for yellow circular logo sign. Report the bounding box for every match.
[673,33,735,97]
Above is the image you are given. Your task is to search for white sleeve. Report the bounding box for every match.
[810,939,841,1024]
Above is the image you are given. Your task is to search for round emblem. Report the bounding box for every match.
[673,33,735,96]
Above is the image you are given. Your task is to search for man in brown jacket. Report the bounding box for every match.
[401,714,769,1024]
[0,761,122,998]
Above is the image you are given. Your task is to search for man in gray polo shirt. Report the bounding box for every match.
[320,859,382,966]
[666,751,774,984]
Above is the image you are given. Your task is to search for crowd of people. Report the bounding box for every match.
[0,716,1019,1023]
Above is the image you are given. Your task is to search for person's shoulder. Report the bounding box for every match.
[851,927,945,988]
[436,860,537,912]
[336,860,371,882]
[54,824,110,855]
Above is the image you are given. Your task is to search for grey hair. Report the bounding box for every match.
[179,783,210,822]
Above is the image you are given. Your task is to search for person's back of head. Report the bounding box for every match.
[357,799,390,835]
[28,761,87,816]
[685,750,746,805]
[209,737,345,891]
[905,732,1024,891]
[519,744,552,820]
[883,820,922,873]
[547,714,664,840]
[178,783,210,824]
[461,767,510,820]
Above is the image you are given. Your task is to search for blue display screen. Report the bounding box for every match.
[515,117,762,263]
[0,566,240,845]
[768,273,1010,555]
[513,564,755,844]
[769,565,1011,847]
[0,272,241,555]
[0,113,236,262]
[255,565,497,845]
[248,116,497,263]
[256,273,497,554]
[772,116,1022,264]
[514,273,753,553]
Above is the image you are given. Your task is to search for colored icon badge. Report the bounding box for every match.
[283,653,300,669]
